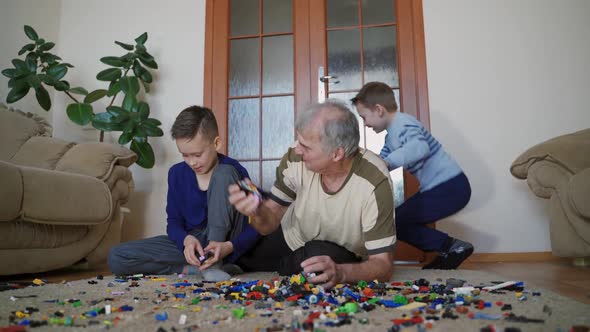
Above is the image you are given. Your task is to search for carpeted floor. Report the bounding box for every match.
[1,267,589,332]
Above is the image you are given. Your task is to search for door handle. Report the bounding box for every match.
[318,66,340,102]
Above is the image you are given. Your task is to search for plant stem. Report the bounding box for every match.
[64,90,80,103]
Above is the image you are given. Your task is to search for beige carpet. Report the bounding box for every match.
[1,267,589,332]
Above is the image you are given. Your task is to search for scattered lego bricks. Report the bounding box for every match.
[1,274,588,331]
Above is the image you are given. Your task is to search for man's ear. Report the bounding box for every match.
[332,147,345,162]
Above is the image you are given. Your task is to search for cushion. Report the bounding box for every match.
[0,105,52,161]
[10,137,76,170]
[55,143,137,180]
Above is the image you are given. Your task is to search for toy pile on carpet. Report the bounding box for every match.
[1,270,589,332]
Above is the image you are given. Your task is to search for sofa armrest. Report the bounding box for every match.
[0,160,23,221]
[511,128,590,179]
[568,168,590,218]
[18,166,114,225]
[55,142,137,180]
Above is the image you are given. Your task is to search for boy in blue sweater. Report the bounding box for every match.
[108,106,259,280]
[352,82,473,269]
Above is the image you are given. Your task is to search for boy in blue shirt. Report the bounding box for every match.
[108,106,259,280]
[352,82,473,269]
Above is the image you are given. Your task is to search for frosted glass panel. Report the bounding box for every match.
[362,0,395,25]
[230,0,259,36]
[327,29,362,90]
[240,161,260,187]
[262,160,281,192]
[263,35,293,94]
[327,0,358,27]
[263,0,292,33]
[262,96,294,158]
[229,98,260,159]
[230,39,260,97]
[363,26,398,87]
[390,166,404,207]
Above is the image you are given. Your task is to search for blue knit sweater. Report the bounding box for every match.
[380,112,463,192]
[166,154,260,263]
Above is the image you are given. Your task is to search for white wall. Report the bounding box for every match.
[54,0,206,241]
[0,0,61,123]
[422,0,590,252]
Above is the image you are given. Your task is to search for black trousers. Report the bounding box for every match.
[237,226,361,275]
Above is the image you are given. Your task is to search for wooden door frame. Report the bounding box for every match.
[203,0,432,262]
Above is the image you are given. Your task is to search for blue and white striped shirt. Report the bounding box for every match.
[380,112,462,192]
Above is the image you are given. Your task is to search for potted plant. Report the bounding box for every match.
[2,25,163,168]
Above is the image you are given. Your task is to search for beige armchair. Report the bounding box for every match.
[510,129,590,265]
[0,104,137,275]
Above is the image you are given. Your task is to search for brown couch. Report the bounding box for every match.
[510,129,590,263]
[0,104,137,275]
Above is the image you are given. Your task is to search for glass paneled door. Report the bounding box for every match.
[204,0,430,262]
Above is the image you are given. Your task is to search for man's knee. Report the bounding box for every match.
[303,241,359,264]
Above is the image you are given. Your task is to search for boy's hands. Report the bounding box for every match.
[183,235,205,267]
[200,241,234,270]
[228,178,261,217]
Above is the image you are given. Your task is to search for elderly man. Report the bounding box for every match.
[230,100,396,289]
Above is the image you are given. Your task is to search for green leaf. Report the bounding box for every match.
[35,86,51,110]
[137,102,150,119]
[24,25,39,41]
[61,63,74,68]
[12,59,27,72]
[122,119,136,133]
[66,103,94,125]
[143,118,162,126]
[131,139,155,168]
[96,68,122,81]
[1,68,17,78]
[120,76,140,95]
[26,74,42,89]
[40,53,61,64]
[107,81,121,97]
[38,74,56,85]
[84,89,108,103]
[100,56,127,67]
[138,52,158,69]
[69,87,89,95]
[47,64,68,80]
[25,53,38,72]
[135,32,148,45]
[54,80,70,91]
[122,93,137,111]
[140,122,164,137]
[6,86,30,104]
[35,38,45,45]
[141,79,150,93]
[92,112,124,131]
[18,43,36,55]
[39,42,55,51]
[118,131,134,145]
[115,41,134,51]
[133,61,153,84]
[106,106,130,121]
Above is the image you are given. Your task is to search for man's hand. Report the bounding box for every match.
[183,235,204,266]
[200,241,234,270]
[228,178,261,217]
[300,256,344,289]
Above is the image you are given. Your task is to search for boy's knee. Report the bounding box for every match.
[211,164,240,186]
[107,246,126,275]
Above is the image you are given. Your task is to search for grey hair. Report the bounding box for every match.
[295,99,359,158]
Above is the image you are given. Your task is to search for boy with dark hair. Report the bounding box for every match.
[352,82,473,269]
[108,106,259,280]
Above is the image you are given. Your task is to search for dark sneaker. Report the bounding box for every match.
[422,239,474,270]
